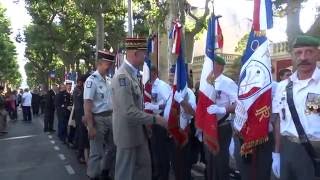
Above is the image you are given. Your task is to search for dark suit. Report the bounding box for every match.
[44,89,55,132]
[55,90,71,142]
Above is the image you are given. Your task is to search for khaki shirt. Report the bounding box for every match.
[111,62,154,148]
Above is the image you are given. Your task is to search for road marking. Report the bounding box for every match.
[50,140,55,144]
[48,135,52,139]
[0,135,36,141]
[65,165,75,175]
[54,146,60,151]
[58,154,66,160]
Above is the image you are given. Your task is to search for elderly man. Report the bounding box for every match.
[111,37,167,180]
[272,35,320,180]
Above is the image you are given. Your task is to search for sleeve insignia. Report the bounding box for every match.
[86,81,92,88]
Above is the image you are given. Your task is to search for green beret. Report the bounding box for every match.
[214,55,226,65]
[293,35,320,48]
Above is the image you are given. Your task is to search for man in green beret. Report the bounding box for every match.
[205,55,238,180]
[272,35,320,180]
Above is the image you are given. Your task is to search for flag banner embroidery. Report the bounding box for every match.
[235,30,272,155]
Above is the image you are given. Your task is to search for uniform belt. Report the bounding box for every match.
[285,136,319,144]
[93,110,112,116]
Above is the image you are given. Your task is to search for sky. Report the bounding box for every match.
[0,0,318,87]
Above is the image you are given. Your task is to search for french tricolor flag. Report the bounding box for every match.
[166,50,189,146]
[195,15,223,154]
[252,0,273,31]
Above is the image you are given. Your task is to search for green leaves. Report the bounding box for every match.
[0,5,22,87]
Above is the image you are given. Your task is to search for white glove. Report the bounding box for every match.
[174,91,184,103]
[144,102,159,111]
[272,152,280,178]
[207,105,226,115]
[229,138,235,159]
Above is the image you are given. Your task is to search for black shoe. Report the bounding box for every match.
[49,129,56,132]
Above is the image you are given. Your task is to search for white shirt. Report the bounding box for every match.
[272,67,320,141]
[151,78,171,114]
[214,74,238,120]
[22,92,32,106]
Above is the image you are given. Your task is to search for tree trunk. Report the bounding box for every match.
[286,0,303,50]
[127,0,133,37]
[95,13,104,59]
[185,32,195,63]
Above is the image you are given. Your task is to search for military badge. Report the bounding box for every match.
[305,93,320,115]
[86,81,92,88]
[119,78,127,87]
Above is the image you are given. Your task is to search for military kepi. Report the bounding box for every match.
[293,35,320,48]
[214,55,226,65]
[125,37,147,50]
[98,50,115,62]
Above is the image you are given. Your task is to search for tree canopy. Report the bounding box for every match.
[0,4,22,88]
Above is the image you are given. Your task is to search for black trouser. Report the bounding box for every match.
[204,123,232,180]
[172,138,192,180]
[32,104,40,115]
[44,109,55,131]
[234,133,273,180]
[57,108,69,141]
[22,106,32,121]
[150,124,174,180]
[74,110,89,158]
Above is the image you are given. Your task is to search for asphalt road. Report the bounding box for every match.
[0,110,207,180]
[0,111,87,180]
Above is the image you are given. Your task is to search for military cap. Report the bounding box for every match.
[293,35,320,48]
[214,55,226,65]
[125,37,147,50]
[97,50,115,62]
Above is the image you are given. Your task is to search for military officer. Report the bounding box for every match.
[272,35,320,180]
[111,37,167,180]
[206,55,238,180]
[84,50,116,180]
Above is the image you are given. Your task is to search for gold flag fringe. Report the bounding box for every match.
[240,136,269,155]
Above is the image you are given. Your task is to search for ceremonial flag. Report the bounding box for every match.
[234,30,272,155]
[167,50,188,146]
[215,17,223,49]
[170,22,182,55]
[253,0,273,31]
[195,15,222,154]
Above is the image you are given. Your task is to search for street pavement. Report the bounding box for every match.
[0,110,87,180]
[0,110,210,180]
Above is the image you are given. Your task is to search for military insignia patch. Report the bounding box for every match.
[119,78,127,86]
[86,81,92,88]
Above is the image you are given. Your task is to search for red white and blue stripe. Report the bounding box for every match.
[195,15,223,154]
[252,0,273,31]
